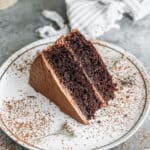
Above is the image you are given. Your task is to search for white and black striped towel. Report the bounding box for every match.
[36,0,150,39]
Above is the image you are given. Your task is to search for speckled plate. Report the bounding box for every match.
[0,39,150,150]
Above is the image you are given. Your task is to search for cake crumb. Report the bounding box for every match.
[97,120,101,124]
[27,96,36,99]
[124,114,128,118]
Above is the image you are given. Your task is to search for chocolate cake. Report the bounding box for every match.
[63,30,116,102]
[29,30,116,124]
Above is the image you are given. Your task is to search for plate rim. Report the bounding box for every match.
[0,39,150,150]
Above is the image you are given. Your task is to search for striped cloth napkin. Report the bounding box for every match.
[36,0,150,39]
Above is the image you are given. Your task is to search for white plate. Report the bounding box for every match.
[0,39,150,150]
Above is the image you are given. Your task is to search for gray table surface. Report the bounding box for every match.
[0,0,150,150]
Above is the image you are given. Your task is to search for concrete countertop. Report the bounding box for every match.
[0,0,150,149]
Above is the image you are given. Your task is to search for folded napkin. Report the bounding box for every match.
[124,0,150,20]
[66,0,125,38]
[36,0,150,39]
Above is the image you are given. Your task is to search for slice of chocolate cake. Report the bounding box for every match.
[63,30,116,102]
[29,43,101,124]
[29,30,116,124]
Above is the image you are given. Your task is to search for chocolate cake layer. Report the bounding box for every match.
[43,44,101,119]
[64,30,116,101]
